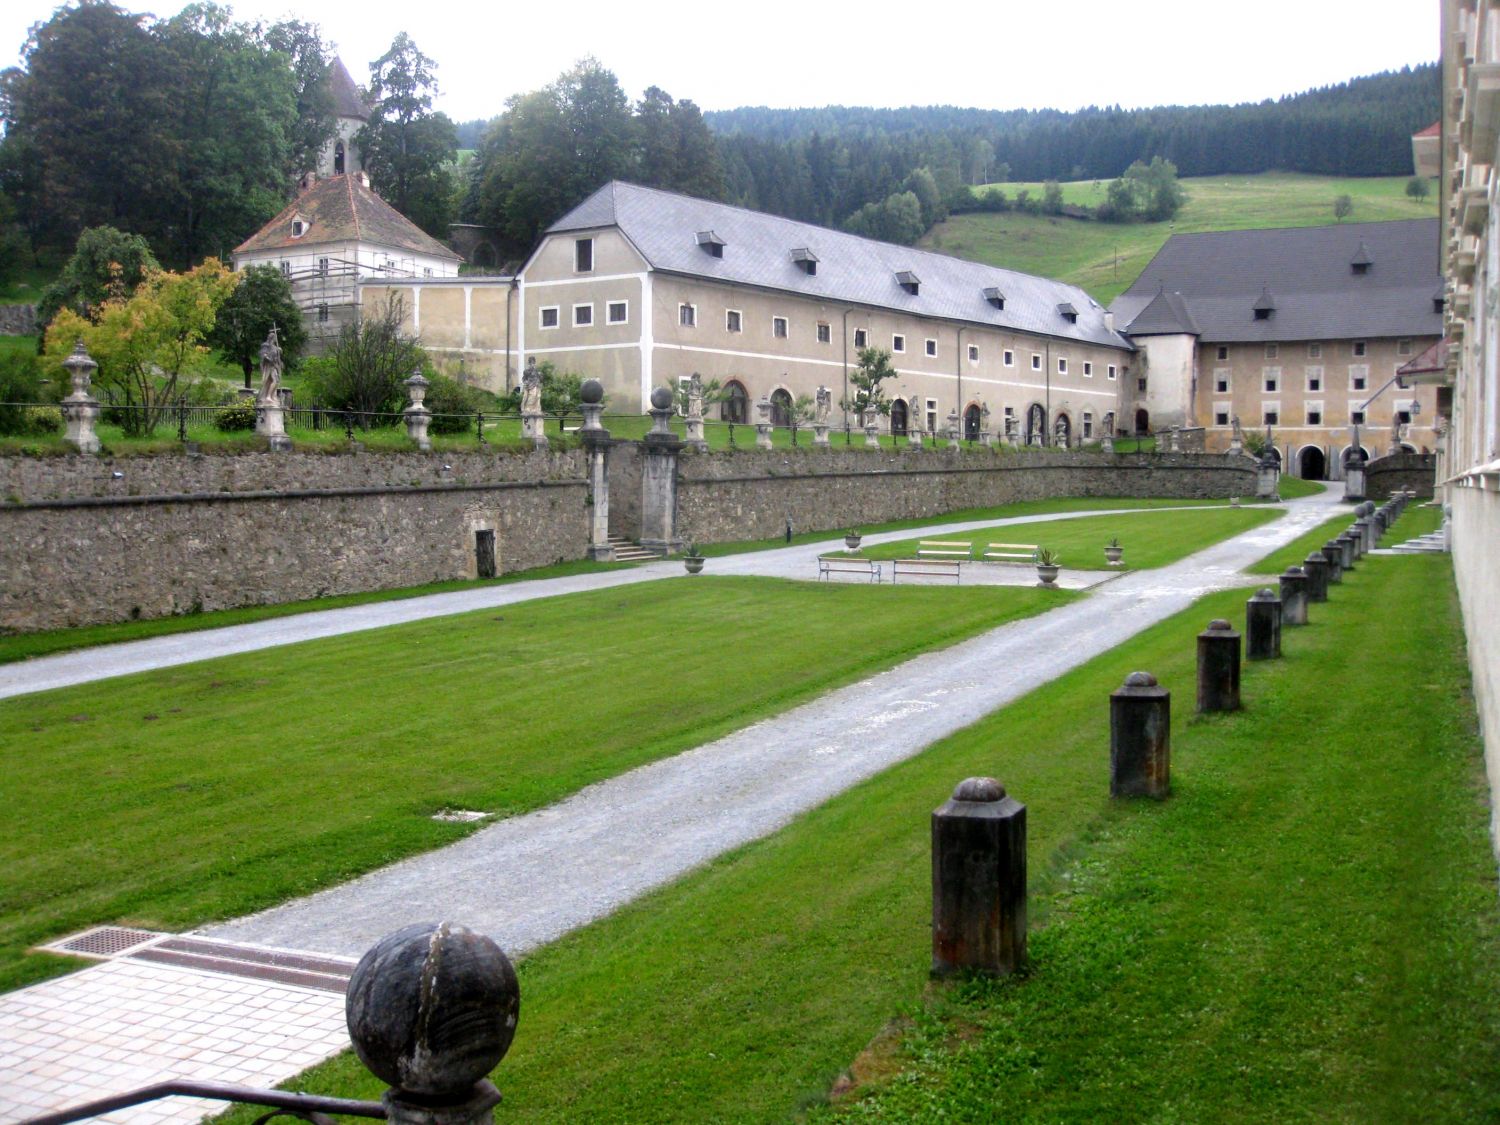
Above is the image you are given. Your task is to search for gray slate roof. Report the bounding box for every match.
[328,58,370,122]
[546,182,1132,350]
[1123,288,1200,336]
[1110,219,1441,343]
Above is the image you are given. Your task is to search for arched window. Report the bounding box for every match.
[722,380,748,423]
[890,398,909,436]
[964,404,982,441]
[1026,403,1046,444]
[334,141,346,175]
[1134,408,1150,435]
[770,388,793,427]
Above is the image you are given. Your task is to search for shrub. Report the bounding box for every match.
[214,400,257,432]
[425,373,484,434]
[0,352,44,436]
[22,406,61,435]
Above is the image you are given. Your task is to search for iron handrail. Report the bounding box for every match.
[21,1078,389,1125]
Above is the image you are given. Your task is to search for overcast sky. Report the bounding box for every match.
[3,0,1439,124]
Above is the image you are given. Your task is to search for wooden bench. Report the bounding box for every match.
[982,542,1039,563]
[818,556,883,583]
[916,539,972,560]
[893,558,962,584]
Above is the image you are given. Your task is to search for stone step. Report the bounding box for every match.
[607,536,664,562]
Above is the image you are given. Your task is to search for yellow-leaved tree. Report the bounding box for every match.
[46,258,237,436]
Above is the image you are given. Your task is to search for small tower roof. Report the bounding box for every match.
[328,57,372,121]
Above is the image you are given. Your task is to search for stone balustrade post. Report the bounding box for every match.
[641,386,685,555]
[1279,566,1309,625]
[60,340,101,454]
[946,411,961,451]
[931,777,1027,978]
[347,922,519,1125]
[864,420,881,448]
[1196,619,1241,713]
[1111,671,1170,799]
[755,396,773,450]
[578,379,613,561]
[1246,587,1282,660]
[1336,531,1357,570]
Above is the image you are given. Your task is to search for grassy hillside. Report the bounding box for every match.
[921,172,1439,305]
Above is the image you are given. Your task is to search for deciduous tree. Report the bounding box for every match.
[842,346,898,424]
[208,264,308,385]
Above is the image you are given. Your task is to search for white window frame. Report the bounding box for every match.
[1397,338,1413,356]
[1263,367,1280,393]
[1350,406,1367,425]
[1262,401,1281,426]
[968,344,979,363]
[772,315,789,339]
[1107,363,1118,380]
[573,302,594,328]
[1306,366,1323,392]
[679,303,696,328]
[1214,369,1230,394]
[539,305,560,330]
[317,257,329,276]
[893,334,906,353]
[725,309,742,333]
[1349,364,1369,392]
[925,338,937,357]
[1264,343,1279,359]
[1082,411,1094,439]
[853,328,868,348]
[1004,349,1015,367]
[1057,357,1068,375]
[1305,400,1324,426]
[1308,342,1322,359]
[1031,353,1042,371]
[279,260,290,277]
[1083,361,1093,377]
[1352,340,1367,357]
[575,237,594,273]
[1213,401,1231,426]
[1216,345,1229,361]
[817,322,832,344]
[607,300,629,325]
[925,398,938,431]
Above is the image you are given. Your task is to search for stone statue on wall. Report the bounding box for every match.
[1231,415,1243,444]
[257,326,283,403]
[687,371,704,419]
[815,385,831,424]
[520,357,543,415]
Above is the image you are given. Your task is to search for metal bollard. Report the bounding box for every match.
[347,922,519,1125]
[1322,541,1344,584]
[1279,566,1309,625]
[1302,552,1330,602]
[1246,587,1282,660]
[1196,619,1241,713]
[931,777,1027,977]
[1111,672,1171,799]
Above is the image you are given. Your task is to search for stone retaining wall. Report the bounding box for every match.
[1366,452,1437,499]
[0,305,36,336]
[1,449,588,632]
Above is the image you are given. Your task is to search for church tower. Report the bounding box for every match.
[316,57,372,179]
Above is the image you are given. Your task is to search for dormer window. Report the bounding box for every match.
[791,248,818,276]
[696,230,725,258]
[1434,294,1446,314]
[1253,286,1276,321]
[982,287,1005,309]
[896,270,920,295]
[1057,302,1078,323]
[1350,243,1372,275]
[290,217,309,238]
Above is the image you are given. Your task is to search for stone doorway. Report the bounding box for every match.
[1298,446,1327,480]
[890,398,908,436]
[474,529,496,578]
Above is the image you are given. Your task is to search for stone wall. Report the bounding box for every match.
[1,449,588,632]
[675,447,1257,544]
[1450,484,1500,851]
[1366,452,1437,499]
[0,305,36,336]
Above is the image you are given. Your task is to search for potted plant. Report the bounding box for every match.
[1034,547,1061,586]
[1103,536,1124,566]
[844,528,863,551]
[682,543,705,574]
[1230,496,1242,508]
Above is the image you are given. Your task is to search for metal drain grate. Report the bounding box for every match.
[52,926,163,958]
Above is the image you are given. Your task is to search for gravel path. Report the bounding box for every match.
[206,489,1341,958]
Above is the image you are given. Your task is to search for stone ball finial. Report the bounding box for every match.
[1123,671,1158,688]
[346,922,520,1098]
[952,776,1005,802]
[580,378,604,405]
[1283,566,1306,578]
[1252,587,1277,600]
[650,386,673,411]
[1206,619,1234,632]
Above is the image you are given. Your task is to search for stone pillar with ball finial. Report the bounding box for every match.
[641,385,685,555]
[579,378,613,560]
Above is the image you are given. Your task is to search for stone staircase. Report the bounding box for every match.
[1387,530,1448,554]
[607,536,664,562]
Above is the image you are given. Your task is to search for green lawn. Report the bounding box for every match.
[927,172,1440,304]
[0,577,1069,993]
[213,549,1497,1123]
[1249,501,1440,575]
[844,506,1279,570]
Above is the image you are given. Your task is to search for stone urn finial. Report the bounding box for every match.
[404,367,429,410]
[63,339,97,396]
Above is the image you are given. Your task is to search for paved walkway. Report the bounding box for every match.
[0,490,1343,1122]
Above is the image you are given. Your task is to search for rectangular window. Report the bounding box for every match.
[573,303,593,327]
[1263,368,1279,393]
[1352,340,1367,357]
[423,268,433,278]
[280,260,290,277]
[1214,369,1230,393]
[1138,377,1147,392]
[773,316,789,339]
[1263,405,1280,426]
[1107,364,1117,380]
[1083,361,1093,376]
[1308,342,1321,358]
[1083,414,1094,439]
[854,328,868,348]
[926,398,938,432]
[968,344,979,363]
[1057,357,1068,375]
[1306,367,1323,391]
[679,303,696,328]
[575,238,594,272]
[1215,410,1230,426]
[317,257,329,276]
[1351,408,1366,425]
[725,309,742,333]
[317,304,329,323]
[539,306,560,329]
[817,322,831,344]
[1216,345,1229,361]
[893,334,906,353]
[1397,338,1413,356]
[1306,403,1323,425]
[1350,365,1368,391]
[1004,349,1015,367]
[924,338,936,357]
[1265,343,1279,359]
[1031,353,1042,371]
[607,300,628,325]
